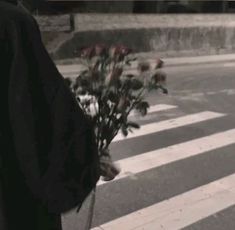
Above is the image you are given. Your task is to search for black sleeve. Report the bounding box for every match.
[6,13,100,214]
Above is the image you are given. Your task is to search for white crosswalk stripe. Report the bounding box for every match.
[113,111,225,142]
[98,128,235,185]
[63,104,235,230]
[91,107,235,230]
[129,104,177,117]
[94,173,235,230]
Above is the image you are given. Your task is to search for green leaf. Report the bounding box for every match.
[125,74,135,79]
[126,57,137,62]
[127,121,140,129]
[162,87,168,94]
[131,79,143,90]
[76,87,86,95]
[79,70,89,76]
[157,85,168,94]
[101,104,111,115]
[141,108,147,116]
[122,78,132,91]
[106,90,118,103]
[135,101,150,116]
[76,77,90,88]
[121,125,128,136]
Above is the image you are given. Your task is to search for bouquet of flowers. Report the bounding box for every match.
[66,44,168,181]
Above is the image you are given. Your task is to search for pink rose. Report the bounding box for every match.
[109,45,132,60]
[119,45,132,56]
[80,46,95,59]
[95,44,107,56]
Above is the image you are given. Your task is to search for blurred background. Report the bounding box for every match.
[30,1,235,62]
[22,0,235,14]
[24,2,235,230]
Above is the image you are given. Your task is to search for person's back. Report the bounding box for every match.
[0,1,65,229]
[0,1,101,229]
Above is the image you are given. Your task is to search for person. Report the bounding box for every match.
[0,0,104,229]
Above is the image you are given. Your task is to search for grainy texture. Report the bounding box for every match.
[73,14,235,32]
[0,1,100,229]
[35,14,235,60]
[35,14,71,32]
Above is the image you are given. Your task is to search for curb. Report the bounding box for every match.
[163,53,235,67]
[56,53,235,77]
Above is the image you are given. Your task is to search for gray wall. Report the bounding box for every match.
[36,14,235,60]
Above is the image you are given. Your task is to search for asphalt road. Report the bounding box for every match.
[61,61,235,230]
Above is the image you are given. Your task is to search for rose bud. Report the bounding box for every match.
[155,58,164,69]
[80,46,95,59]
[138,61,150,72]
[117,45,132,61]
[95,44,106,56]
[109,45,119,59]
[109,45,131,61]
[119,45,132,56]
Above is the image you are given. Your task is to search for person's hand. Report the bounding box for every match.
[99,154,121,181]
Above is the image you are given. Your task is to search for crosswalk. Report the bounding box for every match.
[98,128,235,186]
[89,103,235,230]
[113,111,225,142]
[64,103,235,230]
[94,173,235,230]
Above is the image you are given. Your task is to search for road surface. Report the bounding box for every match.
[61,61,235,230]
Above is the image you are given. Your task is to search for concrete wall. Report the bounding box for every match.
[36,15,72,32]
[36,14,235,60]
[80,1,133,13]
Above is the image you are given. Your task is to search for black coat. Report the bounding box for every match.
[0,0,100,214]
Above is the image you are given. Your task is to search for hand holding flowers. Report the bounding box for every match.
[67,44,168,181]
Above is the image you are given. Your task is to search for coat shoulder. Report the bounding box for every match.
[0,2,36,35]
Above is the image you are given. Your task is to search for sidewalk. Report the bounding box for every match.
[56,53,235,78]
